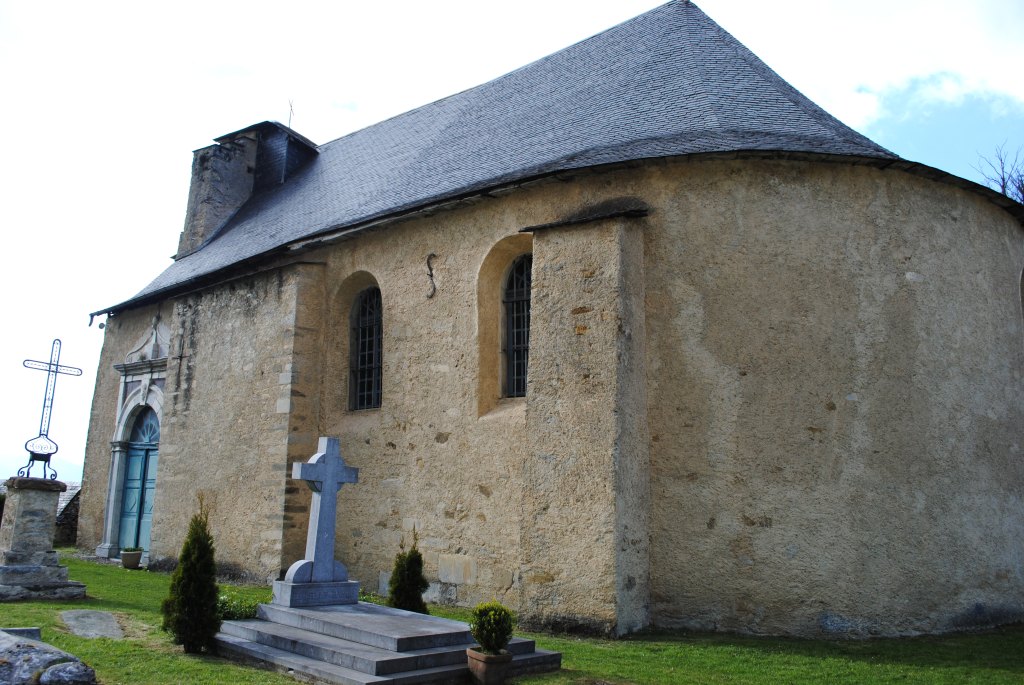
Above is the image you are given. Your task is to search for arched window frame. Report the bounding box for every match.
[349,286,383,410]
[503,254,532,398]
[129,406,161,444]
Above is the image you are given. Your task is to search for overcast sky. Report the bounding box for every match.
[0,0,1021,481]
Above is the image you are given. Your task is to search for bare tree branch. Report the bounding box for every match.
[976,143,1024,204]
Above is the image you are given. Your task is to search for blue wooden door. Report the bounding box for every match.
[118,408,159,551]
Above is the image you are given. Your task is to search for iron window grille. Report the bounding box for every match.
[503,254,532,398]
[350,287,383,410]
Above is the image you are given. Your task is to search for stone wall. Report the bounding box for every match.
[80,155,1024,636]
[54,491,80,546]
[148,269,304,576]
[78,303,169,551]
[520,219,650,634]
[641,159,1024,636]
[306,206,539,613]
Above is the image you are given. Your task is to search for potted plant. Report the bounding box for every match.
[120,546,144,570]
[466,600,514,685]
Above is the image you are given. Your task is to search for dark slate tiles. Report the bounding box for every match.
[111,0,896,310]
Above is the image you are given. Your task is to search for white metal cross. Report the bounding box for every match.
[23,338,82,457]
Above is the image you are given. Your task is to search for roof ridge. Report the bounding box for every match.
[98,0,918,315]
[316,2,680,152]
[692,2,895,157]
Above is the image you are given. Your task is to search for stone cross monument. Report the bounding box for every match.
[272,436,361,607]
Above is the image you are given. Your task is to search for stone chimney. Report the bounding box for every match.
[176,122,318,259]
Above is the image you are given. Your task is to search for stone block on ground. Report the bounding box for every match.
[60,610,123,639]
[0,630,97,684]
[0,627,41,639]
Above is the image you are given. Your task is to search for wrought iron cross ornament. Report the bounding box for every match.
[19,339,82,479]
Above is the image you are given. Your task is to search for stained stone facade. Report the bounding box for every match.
[78,1,1024,637]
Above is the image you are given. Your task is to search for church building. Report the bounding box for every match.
[79,1,1024,637]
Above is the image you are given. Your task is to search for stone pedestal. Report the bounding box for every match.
[273,555,360,607]
[272,579,360,607]
[0,477,85,601]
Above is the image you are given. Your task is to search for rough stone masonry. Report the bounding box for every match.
[0,477,84,601]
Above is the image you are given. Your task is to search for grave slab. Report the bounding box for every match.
[216,601,561,685]
[61,611,123,639]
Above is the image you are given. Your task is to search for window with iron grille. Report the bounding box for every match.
[503,254,532,397]
[350,287,383,410]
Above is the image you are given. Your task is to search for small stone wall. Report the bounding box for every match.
[55,491,80,547]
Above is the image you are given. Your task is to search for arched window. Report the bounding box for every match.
[503,254,532,397]
[129,407,161,444]
[350,287,383,410]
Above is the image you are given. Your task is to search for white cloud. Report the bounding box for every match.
[697,0,1024,128]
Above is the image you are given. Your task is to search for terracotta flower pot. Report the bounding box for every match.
[121,550,143,570]
[466,647,512,685]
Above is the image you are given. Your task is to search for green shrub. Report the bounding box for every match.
[358,588,385,604]
[217,592,262,620]
[121,546,143,553]
[161,501,220,653]
[387,532,429,614]
[469,601,514,654]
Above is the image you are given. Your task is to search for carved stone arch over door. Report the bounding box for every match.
[95,316,169,559]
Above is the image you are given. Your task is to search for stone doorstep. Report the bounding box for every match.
[258,603,473,652]
[220,619,537,676]
[216,632,561,685]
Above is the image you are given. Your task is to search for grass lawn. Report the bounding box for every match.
[0,555,1021,684]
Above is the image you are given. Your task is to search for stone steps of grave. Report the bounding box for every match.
[214,601,562,685]
[217,632,562,685]
[216,633,398,685]
[256,603,472,651]
[221,619,484,675]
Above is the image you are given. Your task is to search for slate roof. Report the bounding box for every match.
[105,0,897,313]
[58,483,81,516]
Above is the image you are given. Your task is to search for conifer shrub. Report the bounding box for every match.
[161,500,220,653]
[469,600,514,654]
[387,532,429,614]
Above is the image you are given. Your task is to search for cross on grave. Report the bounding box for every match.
[19,339,82,479]
[287,437,359,584]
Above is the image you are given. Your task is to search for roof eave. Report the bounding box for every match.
[91,150,1024,320]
